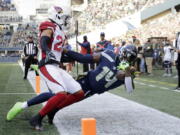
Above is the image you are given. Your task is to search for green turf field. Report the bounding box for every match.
[0,63,59,135]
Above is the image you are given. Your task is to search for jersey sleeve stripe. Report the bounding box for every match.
[101,52,114,62]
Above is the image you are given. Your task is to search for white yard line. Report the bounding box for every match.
[135,81,180,93]
[148,84,156,87]
[0,93,35,95]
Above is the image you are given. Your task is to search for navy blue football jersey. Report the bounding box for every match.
[78,50,124,95]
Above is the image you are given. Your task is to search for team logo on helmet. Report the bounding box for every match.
[54,6,63,13]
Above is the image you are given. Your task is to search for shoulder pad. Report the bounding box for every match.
[39,21,56,32]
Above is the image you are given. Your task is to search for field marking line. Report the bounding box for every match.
[0,93,36,95]
[136,82,146,85]
[136,78,176,87]
[159,87,169,90]
[135,81,180,93]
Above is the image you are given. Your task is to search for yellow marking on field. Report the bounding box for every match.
[135,78,176,87]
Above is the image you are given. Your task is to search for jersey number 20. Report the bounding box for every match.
[54,35,63,52]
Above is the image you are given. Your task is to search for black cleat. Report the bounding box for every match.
[174,86,180,90]
[29,114,43,131]
[47,109,58,125]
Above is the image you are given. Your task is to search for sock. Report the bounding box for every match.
[165,68,168,74]
[39,92,67,117]
[170,68,172,74]
[27,92,55,107]
[57,91,85,109]
[22,102,28,109]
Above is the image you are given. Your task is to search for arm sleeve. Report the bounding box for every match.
[24,44,27,56]
[35,45,38,56]
[40,36,51,53]
[78,42,90,48]
[61,53,75,63]
[66,50,94,63]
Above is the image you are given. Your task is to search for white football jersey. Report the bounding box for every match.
[39,21,65,62]
[163,46,172,61]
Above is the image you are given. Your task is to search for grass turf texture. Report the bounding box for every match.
[0,63,59,135]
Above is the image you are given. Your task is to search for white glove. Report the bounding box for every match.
[124,77,134,93]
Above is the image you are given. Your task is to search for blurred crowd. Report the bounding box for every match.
[122,12,180,44]
[72,32,178,78]
[76,0,167,34]
[10,24,38,47]
[0,0,16,11]
[0,0,22,24]
[0,26,12,47]
[77,0,147,34]
[0,16,22,23]
[146,0,166,8]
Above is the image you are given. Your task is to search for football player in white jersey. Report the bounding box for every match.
[29,6,84,130]
[163,43,173,77]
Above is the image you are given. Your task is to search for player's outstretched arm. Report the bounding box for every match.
[63,49,101,63]
[116,66,136,80]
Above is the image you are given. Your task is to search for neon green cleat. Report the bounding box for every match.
[30,65,39,72]
[6,102,23,121]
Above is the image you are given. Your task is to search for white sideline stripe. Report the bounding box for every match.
[148,84,156,87]
[135,81,146,85]
[135,80,180,93]
[0,93,35,95]
[159,87,169,90]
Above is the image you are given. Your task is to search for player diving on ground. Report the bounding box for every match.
[7,44,137,130]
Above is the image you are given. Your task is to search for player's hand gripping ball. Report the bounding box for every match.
[117,61,130,71]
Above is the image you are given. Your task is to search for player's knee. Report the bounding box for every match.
[73,90,85,101]
[55,92,68,101]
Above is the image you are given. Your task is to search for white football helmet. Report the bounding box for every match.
[48,6,71,30]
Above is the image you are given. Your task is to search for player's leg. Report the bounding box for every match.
[30,67,86,129]
[6,92,55,121]
[24,56,30,79]
[47,75,91,124]
[32,58,39,76]
[168,61,172,76]
[163,61,168,76]
[55,68,85,108]
[35,68,85,118]
[47,91,85,124]
[29,65,69,130]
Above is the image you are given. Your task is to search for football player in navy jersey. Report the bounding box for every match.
[7,45,136,130]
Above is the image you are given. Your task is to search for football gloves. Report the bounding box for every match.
[45,51,56,63]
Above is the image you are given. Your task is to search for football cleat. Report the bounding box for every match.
[30,65,39,73]
[47,113,54,125]
[29,114,43,131]
[6,102,23,121]
[47,109,59,125]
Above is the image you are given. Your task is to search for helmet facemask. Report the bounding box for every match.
[117,47,137,71]
[48,6,71,31]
